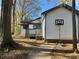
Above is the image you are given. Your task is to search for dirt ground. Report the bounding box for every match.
[1,38,79,59]
[0,39,44,59]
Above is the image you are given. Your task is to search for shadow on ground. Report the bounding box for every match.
[0,42,48,59]
[0,42,31,59]
[51,53,78,59]
[0,39,79,59]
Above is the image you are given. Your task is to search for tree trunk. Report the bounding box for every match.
[12,0,17,34]
[0,0,4,48]
[1,0,17,50]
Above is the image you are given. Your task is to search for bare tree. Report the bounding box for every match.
[13,0,41,37]
[17,0,41,21]
[12,0,17,34]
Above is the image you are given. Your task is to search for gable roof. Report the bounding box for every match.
[42,4,79,15]
[27,17,41,22]
[20,17,41,25]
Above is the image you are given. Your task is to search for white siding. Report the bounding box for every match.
[76,15,78,40]
[29,29,39,35]
[21,26,26,37]
[45,7,78,40]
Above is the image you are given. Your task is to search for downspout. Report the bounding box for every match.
[77,14,79,41]
[45,14,47,43]
[41,14,46,42]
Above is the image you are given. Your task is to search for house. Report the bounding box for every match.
[41,4,79,43]
[20,17,42,39]
[28,17,42,39]
[20,20,29,38]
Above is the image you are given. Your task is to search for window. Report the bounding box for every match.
[33,24,41,29]
[29,24,33,29]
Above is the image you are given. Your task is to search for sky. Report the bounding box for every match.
[0,0,1,10]
[0,0,79,12]
[0,0,79,19]
[39,0,79,13]
[39,0,59,12]
[76,0,79,9]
